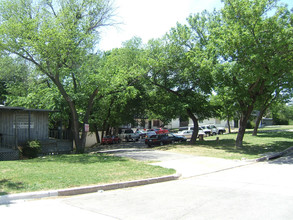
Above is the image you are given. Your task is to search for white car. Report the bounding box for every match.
[177,128,205,139]
[208,125,226,135]
[200,125,212,136]
[176,130,193,139]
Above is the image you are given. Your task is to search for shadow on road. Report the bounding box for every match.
[268,153,293,165]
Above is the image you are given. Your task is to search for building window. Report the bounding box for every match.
[153,120,160,127]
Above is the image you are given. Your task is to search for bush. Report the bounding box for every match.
[273,117,289,125]
[22,140,41,159]
[246,121,255,129]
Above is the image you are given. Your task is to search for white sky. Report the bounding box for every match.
[98,0,293,51]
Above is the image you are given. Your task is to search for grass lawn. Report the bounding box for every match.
[156,125,293,160]
[0,153,175,195]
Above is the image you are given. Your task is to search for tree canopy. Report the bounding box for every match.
[0,0,292,150]
[212,0,293,147]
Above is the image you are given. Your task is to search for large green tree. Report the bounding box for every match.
[0,0,117,153]
[145,11,217,144]
[88,37,147,138]
[213,0,293,147]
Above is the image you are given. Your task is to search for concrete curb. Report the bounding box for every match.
[255,146,293,162]
[0,173,181,205]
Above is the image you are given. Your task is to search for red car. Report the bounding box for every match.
[101,136,121,145]
[155,128,169,134]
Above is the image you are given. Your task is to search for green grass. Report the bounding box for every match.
[0,153,175,195]
[2,125,292,195]
[156,125,293,160]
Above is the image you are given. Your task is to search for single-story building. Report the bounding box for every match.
[0,106,72,160]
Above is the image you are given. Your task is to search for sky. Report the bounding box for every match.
[98,0,293,51]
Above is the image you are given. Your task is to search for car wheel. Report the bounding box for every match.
[160,141,164,146]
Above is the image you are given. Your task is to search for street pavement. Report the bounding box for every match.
[1,140,293,219]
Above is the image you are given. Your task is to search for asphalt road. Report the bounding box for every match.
[1,146,293,220]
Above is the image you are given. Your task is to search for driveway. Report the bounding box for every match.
[99,147,254,178]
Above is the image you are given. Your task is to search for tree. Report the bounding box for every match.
[0,56,30,105]
[0,0,117,153]
[252,86,292,135]
[145,11,217,144]
[88,37,147,139]
[210,86,240,133]
[213,0,293,147]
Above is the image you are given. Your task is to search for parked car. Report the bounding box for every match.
[176,128,205,139]
[198,127,205,137]
[118,129,140,142]
[145,130,156,139]
[101,136,121,145]
[208,124,226,135]
[135,130,147,138]
[155,128,169,134]
[168,133,187,142]
[200,125,212,136]
[145,134,174,147]
[176,130,193,139]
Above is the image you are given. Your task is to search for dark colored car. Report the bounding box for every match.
[169,133,187,142]
[135,130,147,139]
[145,134,174,147]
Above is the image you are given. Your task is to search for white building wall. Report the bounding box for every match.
[166,118,180,129]
[194,118,234,128]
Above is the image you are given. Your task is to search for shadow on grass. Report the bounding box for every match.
[19,153,128,164]
[255,131,293,139]
[0,179,25,196]
[196,139,293,157]
[158,134,293,158]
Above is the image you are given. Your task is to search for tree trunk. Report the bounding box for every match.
[252,95,275,136]
[227,114,231,133]
[187,108,198,145]
[52,76,98,153]
[252,108,266,136]
[94,124,100,143]
[235,105,254,148]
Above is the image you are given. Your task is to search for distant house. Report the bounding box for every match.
[0,106,72,160]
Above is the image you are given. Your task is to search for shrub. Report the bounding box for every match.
[22,140,41,159]
[246,121,255,129]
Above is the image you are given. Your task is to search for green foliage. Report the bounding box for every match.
[145,11,218,122]
[211,0,293,147]
[0,56,30,105]
[272,103,293,125]
[21,140,41,159]
[0,0,291,150]
[0,0,119,152]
